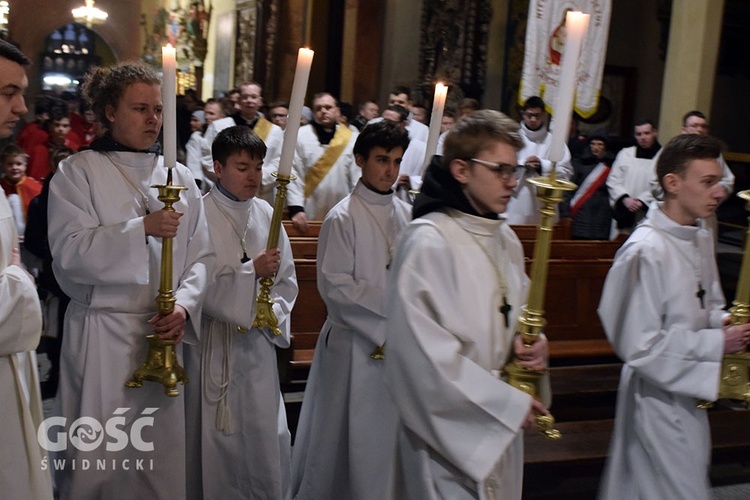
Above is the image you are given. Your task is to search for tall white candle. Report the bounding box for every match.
[423,82,448,171]
[162,44,177,169]
[278,48,314,178]
[548,11,590,162]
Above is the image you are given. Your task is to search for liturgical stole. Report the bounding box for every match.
[304,125,353,199]
[253,116,273,142]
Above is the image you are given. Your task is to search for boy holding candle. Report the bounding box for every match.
[384,110,549,499]
[185,125,298,500]
[47,62,214,499]
[292,120,411,500]
[597,134,750,499]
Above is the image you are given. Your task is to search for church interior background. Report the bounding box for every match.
[12,0,749,232]
[8,1,750,496]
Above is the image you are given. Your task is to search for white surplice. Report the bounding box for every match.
[48,150,215,500]
[597,205,726,500]
[292,180,411,500]
[184,187,297,500]
[185,130,208,190]
[0,194,53,500]
[506,123,572,224]
[385,208,543,500]
[286,124,360,221]
[606,145,657,207]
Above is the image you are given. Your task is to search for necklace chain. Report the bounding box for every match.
[353,193,398,269]
[456,219,512,326]
[105,153,158,215]
[213,195,252,264]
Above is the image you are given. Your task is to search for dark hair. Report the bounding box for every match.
[50,146,75,172]
[0,39,31,66]
[443,110,523,166]
[634,118,656,129]
[339,101,355,122]
[358,99,377,112]
[656,134,722,190]
[268,100,288,110]
[390,86,411,98]
[34,95,56,116]
[83,62,160,134]
[1,143,27,164]
[48,98,70,123]
[384,104,409,123]
[682,110,706,127]
[211,125,267,166]
[523,96,545,111]
[353,120,410,159]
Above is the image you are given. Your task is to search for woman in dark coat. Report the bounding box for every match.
[564,131,614,240]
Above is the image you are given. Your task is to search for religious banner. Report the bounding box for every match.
[519,0,611,118]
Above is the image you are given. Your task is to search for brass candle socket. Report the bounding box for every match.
[503,163,575,439]
[253,173,295,336]
[126,180,189,397]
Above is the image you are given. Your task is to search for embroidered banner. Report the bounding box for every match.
[519,0,611,118]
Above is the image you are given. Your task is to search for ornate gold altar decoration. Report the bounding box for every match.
[713,190,750,405]
[502,163,575,439]
[126,170,189,397]
[252,173,294,336]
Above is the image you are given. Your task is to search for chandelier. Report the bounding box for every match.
[72,0,108,28]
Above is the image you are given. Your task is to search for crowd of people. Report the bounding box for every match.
[1,35,748,500]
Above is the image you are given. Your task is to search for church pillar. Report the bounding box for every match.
[658,0,724,139]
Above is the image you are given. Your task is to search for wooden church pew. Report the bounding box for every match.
[522,409,750,499]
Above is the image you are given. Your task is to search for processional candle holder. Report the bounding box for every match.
[126,170,189,397]
[502,163,575,439]
[711,190,750,405]
[253,172,295,335]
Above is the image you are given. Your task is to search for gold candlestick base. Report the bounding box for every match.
[253,173,294,336]
[125,335,188,397]
[254,276,282,336]
[503,168,575,439]
[126,180,189,396]
[705,190,750,408]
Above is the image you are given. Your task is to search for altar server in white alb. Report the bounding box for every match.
[185,126,297,499]
[287,92,360,233]
[47,62,215,500]
[292,121,411,499]
[0,40,53,500]
[505,96,572,224]
[385,110,550,499]
[598,133,750,500]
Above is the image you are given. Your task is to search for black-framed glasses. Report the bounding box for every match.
[469,158,524,179]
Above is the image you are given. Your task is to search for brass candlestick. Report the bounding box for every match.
[503,163,575,439]
[253,173,295,335]
[126,171,189,397]
[715,190,750,404]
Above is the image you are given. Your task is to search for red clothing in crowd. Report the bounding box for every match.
[27,138,80,181]
[0,175,43,221]
[16,121,48,157]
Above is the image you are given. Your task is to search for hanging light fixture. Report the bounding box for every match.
[72,0,108,28]
[0,1,10,35]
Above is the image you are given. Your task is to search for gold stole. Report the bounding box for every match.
[253,116,273,142]
[304,125,353,199]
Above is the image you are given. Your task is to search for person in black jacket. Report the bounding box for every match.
[24,146,74,399]
[563,131,615,240]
